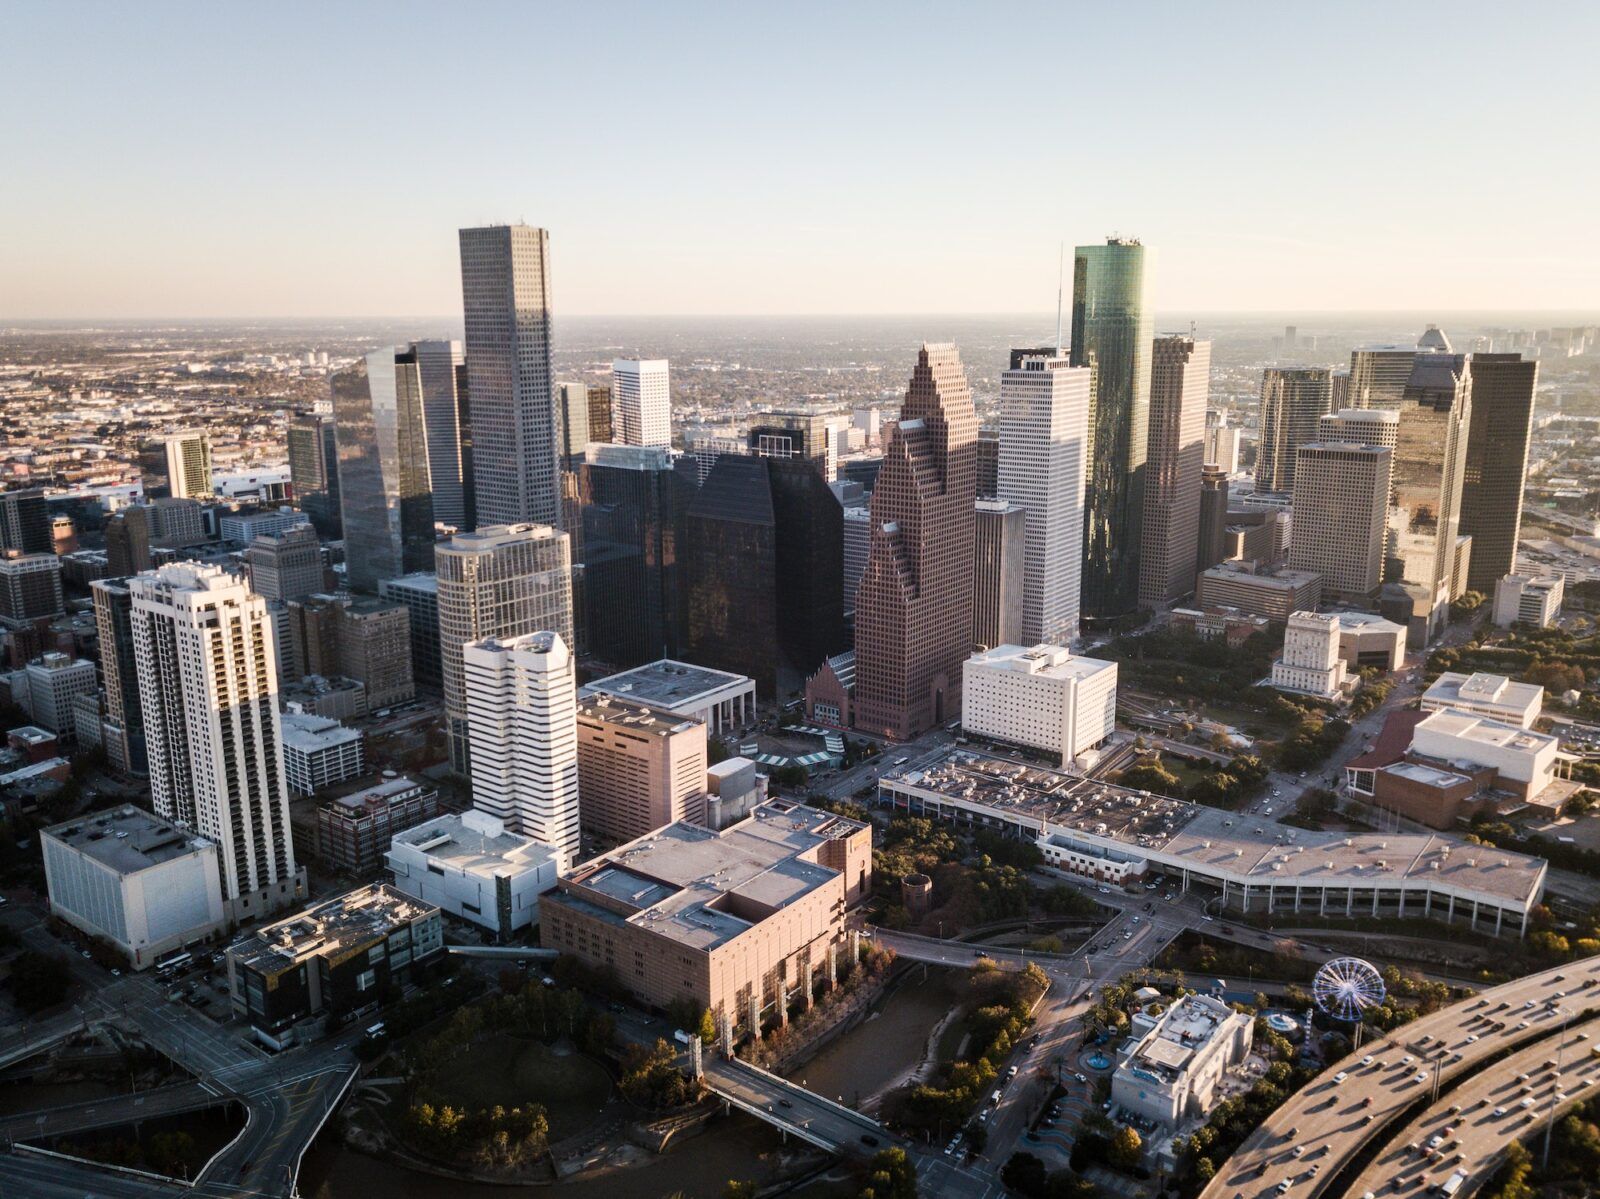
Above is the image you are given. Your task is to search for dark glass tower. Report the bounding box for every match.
[1071,237,1152,621]
[287,411,341,537]
[1460,353,1537,592]
[0,488,52,555]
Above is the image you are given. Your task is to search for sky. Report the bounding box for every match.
[3,1,1597,319]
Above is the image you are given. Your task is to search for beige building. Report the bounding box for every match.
[577,694,708,844]
[1195,561,1322,621]
[1139,336,1211,608]
[1289,442,1392,601]
[542,800,871,1036]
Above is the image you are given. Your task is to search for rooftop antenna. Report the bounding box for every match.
[1055,242,1065,353]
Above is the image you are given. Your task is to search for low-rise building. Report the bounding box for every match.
[1410,709,1562,802]
[41,806,226,969]
[1332,611,1406,673]
[1493,575,1564,629]
[1195,561,1322,622]
[314,774,441,875]
[1269,611,1347,699]
[1168,607,1271,648]
[226,883,443,1048]
[542,800,872,1035]
[804,650,855,730]
[1112,993,1254,1127]
[280,712,366,797]
[386,809,562,940]
[1421,672,1543,728]
[577,695,708,844]
[10,653,97,743]
[280,674,367,721]
[582,658,756,735]
[377,572,442,689]
[961,644,1117,767]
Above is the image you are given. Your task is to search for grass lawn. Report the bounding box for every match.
[420,1032,613,1141]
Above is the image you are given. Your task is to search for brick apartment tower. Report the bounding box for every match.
[853,344,977,740]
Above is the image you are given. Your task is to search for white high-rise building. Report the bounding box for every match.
[612,359,671,449]
[163,431,212,499]
[996,351,1091,644]
[1269,611,1347,699]
[459,224,559,528]
[436,524,573,773]
[1289,443,1393,601]
[1319,407,1399,449]
[128,563,300,915]
[962,644,1117,768]
[1204,411,1242,474]
[464,631,581,867]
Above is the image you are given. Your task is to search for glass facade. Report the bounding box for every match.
[287,412,341,537]
[1071,238,1152,621]
[1459,353,1536,592]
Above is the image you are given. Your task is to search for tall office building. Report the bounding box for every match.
[163,432,213,499]
[854,344,977,739]
[414,339,470,530]
[1255,367,1332,493]
[1203,412,1242,474]
[459,224,559,528]
[331,347,436,591]
[1196,465,1230,578]
[377,572,441,689]
[1348,344,1419,408]
[0,551,64,626]
[588,385,614,445]
[612,359,672,449]
[576,694,707,844]
[245,525,324,602]
[287,412,341,537]
[104,507,152,578]
[1140,336,1211,607]
[996,351,1090,643]
[0,488,51,555]
[842,506,871,622]
[1459,354,1537,592]
[436,524,573,772]
[127,564,299,912]
[579,445,690,669]
[463,631,580,866]
[1289,443,1393,601]
[90,576,147,776]
[1331,368,1350,410]
[975,428,1000,500]
[1320,407,1400,449]
[749,412,834,480]
[555,382,591,469]
[1072,237,1153,621]
[1386,354,1473,641]
[972,499,1025,650]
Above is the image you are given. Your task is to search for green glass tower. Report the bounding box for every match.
[1071,237,1152,621]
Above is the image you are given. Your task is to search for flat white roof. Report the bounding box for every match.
[390,810,558,877]
[1424,672,1542,714]
[968,643,1115,682]
[280,712,361,752]
[1415,709,1557,754]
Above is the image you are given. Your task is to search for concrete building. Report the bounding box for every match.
[218,507,310,544]
[542,800,872,1034]
[227,883,443,1047]
[1196,465,1230,580]
[280,674,367,721]
[995,349,1090,642]
[1140,336,1211,608]
[842,505,871,622]
[1256,367,1333,494]
[387,809,563,939]
[1195,561,1322,621]
[377,572,441,689]
[1169,607,1270,647]
[612,358,672,449]
[1410,710,1561,802]
[244,525,324,602]
[972,499,1026,651]
[1203,411,1241,474]
[314,775,440,876]
[0,551,65,627]
[1289,443,1392,602]
[1320,407,1400,449]
[576,694,708,844]
[436,523,573,772]
[464,631,580,865]
[13,652,96,743]
[1332,612,1406,673]
[1421,672,1542,728]
[287,593,414,711]
[279,712,366,797]
[1113,993,1254,1127]
[1269,611,1347,699]
[41,806,227,969]
[458,224,559,529]
[854,344,977,739]
[962,644,1117,767]
[163,431,212,499]
[129,563,302,917]
[1493,575,1563,629]
[583,658,756,735]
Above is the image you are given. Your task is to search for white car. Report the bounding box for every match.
[1361,1055,1375,1066]
[1414,1072,1427,1083]
[1334,1071,1348,1083]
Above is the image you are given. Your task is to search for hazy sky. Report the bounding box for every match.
[5,1,1596,318]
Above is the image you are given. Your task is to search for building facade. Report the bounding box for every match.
[414,338,470,530]
[163,432,212,499]
[962,644,1117,766]
[612,358,672,449]
[287,411,341,537]
[1493,574,1563,628]
[315,775,441,875]
[377,572,442,689]
[90,576,147,775]
[280,712,366,796]
[245,525,324,602]
[1289,443,1392,601]
[386,810,562,939]
[1140,336,1210,607]
[1255,367,1332,493]
[1269,611,1347,699]
[972,499,1026,651]
[577,694,708,843]
[1459,353,1537,592]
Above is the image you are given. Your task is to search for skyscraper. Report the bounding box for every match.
[612,359,672,449]
[1255,367,1332,493]
[1072,238,1152,621]
[749,412,834,479]
[587,385,614,445]
[1289,443,1393,601]
[128,564,299,913]
[463,631,581,867]
[555,382,592,469]
[244,525,324,603]
[332,347,436,591]
[1320,407,1400,449]
[287,412,341,537]
[1203,411,1242,474]
[90,576,146,776]
[1140,336,1211,607]
[996,350,1090,643]
[1196,465,1230,579]
[436,523,573,772]
[854,344,977,739]
[163,432,213,499]
[1459,353,1537,592]
[1386,354,1473,641]
[972,499,1025,650]
[1348,344,1419,409]
[0,488,51,555]
[104,507,152,578]
[459,224,559,527]
[414,339,470,530]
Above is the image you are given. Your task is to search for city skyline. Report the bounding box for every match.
[4,3,1597,319]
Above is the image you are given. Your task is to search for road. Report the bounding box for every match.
[1343,1012,1600,1199]
[1201,954,1600,1199]
[701,1056,887,1153]
[0,1080,220,1143]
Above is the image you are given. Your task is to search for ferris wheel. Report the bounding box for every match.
[1313,956,1386,1023]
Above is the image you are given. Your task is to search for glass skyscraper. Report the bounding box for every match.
[287,412,340,537]
[1071,238,1152,621]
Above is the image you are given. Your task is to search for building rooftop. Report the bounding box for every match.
[1415,709,1557,755]
[968,643,1116,683]
[44,805,213,876]
[280,712,362,753]
[379,571,438,595]
[326,774,430,816]
[231,883,435,977]
[1124,994,1240,1084]
[8,726,55,747]
[577,693,702,737]
[1332,612,1407,633]
[554,800,866,953]
[1385,760,1470,789]
[389,809,558,878]
[1199,562,1320,591]
[583,659,752,711]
